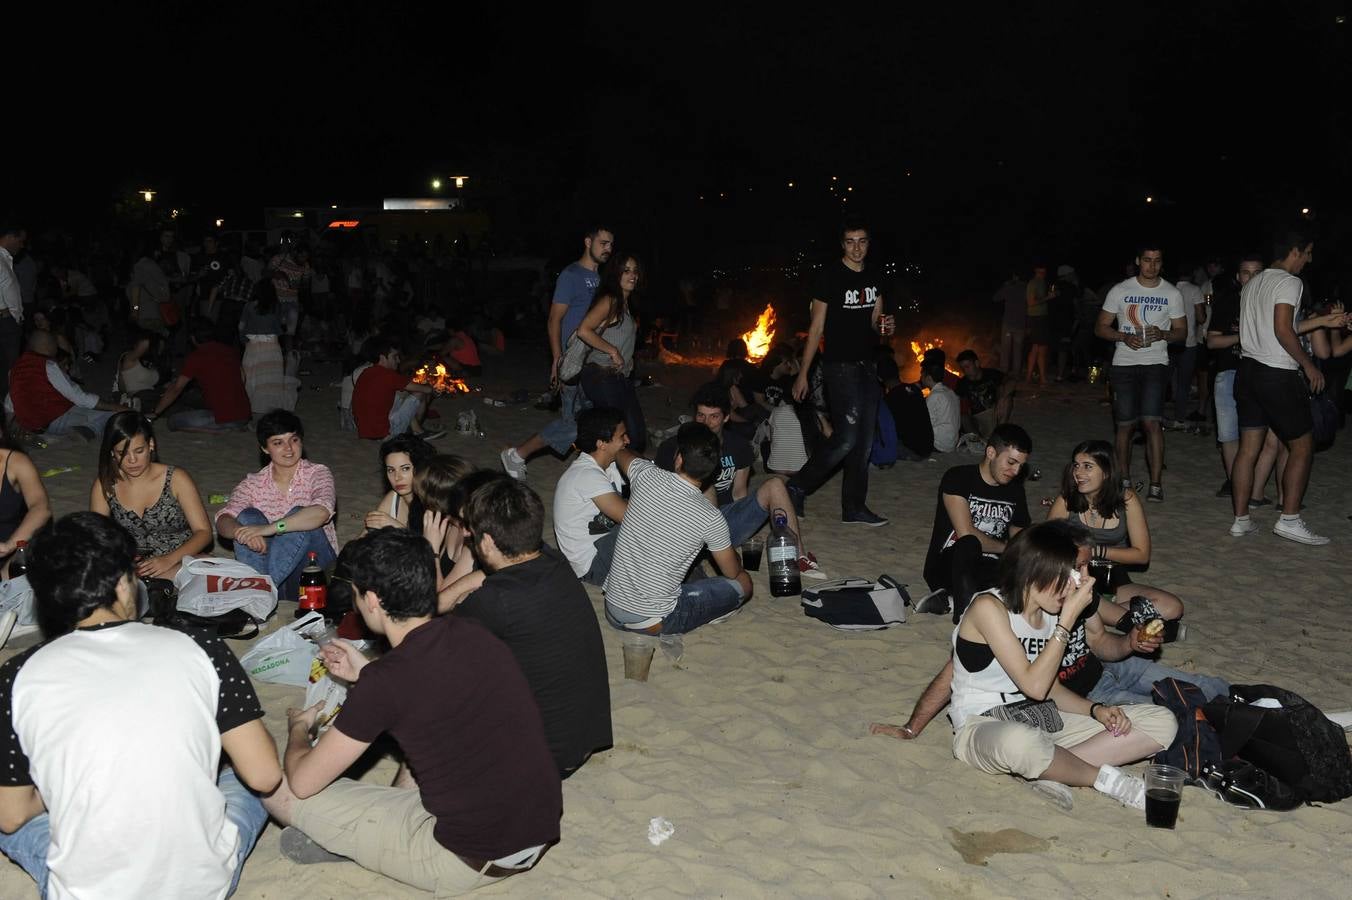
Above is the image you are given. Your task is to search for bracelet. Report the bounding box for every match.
[1050,625,1070,643]
[900,724,915,737]
[1089,702,1103,720]
[1093,544,1107,560]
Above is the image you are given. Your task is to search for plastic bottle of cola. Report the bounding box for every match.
[8,541,30,579]
[767,510,801,597]
[296,552,328,618]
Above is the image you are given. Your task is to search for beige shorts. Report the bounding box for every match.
[292,779,501,898]
[952,704,1177,779]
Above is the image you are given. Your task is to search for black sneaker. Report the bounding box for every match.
[1146,483,1164,502]
[842,508,889,527]
[1216,479,1232,497]
[787,485,807,519]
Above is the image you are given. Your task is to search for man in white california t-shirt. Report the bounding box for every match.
[0,513,281,899]
[553,406,629,585]
[1229,231,1348,546]
[1094,244,1186,503]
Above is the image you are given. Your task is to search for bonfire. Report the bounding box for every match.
[412,361,470,395]
[910,339,963,378]
[740,304,777,363]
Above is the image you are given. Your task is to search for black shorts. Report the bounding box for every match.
[1235,358,1312,442]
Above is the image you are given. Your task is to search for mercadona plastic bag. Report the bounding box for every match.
[240,612,324,686]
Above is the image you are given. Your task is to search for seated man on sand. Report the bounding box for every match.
[148,317,252,432]
[922,361,961,453]
[216,410,339,598]
[875,353,933,462]
[458,475,613,777]
[554,406,630,586]
[0,513,280,897]
[872,520,1229,779]
[955,348,1014,438]
[351,335,443,441]
[262,529,562,895]
[5,330,128,437]
[656,382,823,578]
[604,422,753,635]
[918,424,1033,623]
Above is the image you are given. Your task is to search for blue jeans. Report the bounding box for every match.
[46,406,115,437]
[233,506,336,601]
[1088,655,1231,707]
[0,767,266,898]
[539,384,591,455]
[788,360,880,516]
[580,366,647,453]
[583,528,620,587]
[167,408,250,432]
[721,494,769,547]
[606,577,745,635]
[387,392,422,438]
[1214,369,1239,444]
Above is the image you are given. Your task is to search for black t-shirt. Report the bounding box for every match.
[334,615,562,858]
[955,369,1006,415]
[926,464,1031,565]
[1209,281,1242,373]
[656,429,754,507]
[884,383,933,458]
[1056,594,1104,697]
[810,261,881,363]
[455,547,613,776]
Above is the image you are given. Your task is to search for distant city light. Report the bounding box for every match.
[214,218,224,228]
[291,211,304,218]
[847,186,853,192]
[1145,196,1154,203]
[331,204,338,209]
[170,209,180,218]
[454,176,467,189]
[1301,207,1311,215]
[831,176,838,181]
[141,190,155,202]
[787,182,794,188]
[431,178,442,190]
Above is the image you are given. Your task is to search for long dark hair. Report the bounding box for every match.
[99,412,158,496]
[1060,439,1123,520]
[587,254,643,328]
[253,277,279,315]
[996,521,1079,615]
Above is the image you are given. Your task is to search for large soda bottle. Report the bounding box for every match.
[767,509,802,597]
[8,541,30,579]
[296,552,328,619]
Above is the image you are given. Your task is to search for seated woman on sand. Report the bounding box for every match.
[412,455,488,609]
[89,412,213,580]
[0,420,52,578]
[949,521,1176,810]
[1045,439,1184,638]
[363,434,435,532]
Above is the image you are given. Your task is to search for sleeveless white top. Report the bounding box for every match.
[948,589,1058,729]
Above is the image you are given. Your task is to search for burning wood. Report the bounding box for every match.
[740,304,777,362]
[910,339,962,378]
[412,362,470,395]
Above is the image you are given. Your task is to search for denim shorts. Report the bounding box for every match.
[1109,364,1168,425]
[1213,369,1238,443]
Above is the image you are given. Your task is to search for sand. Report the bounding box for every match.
[4,347,1352,899]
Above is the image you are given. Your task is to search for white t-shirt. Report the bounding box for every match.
[603,459,731,622]
[3,622,262,900]
[554,453,624,576]
[1240,268,1304,371]
[1100,276,1185,366]
[1176,279,1205,347]
[926,383,961,453]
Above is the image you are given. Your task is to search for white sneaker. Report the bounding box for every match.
[499,447,528,480]
[1273,517,1329,546]
[0,609,16,650]
[1229,517,1257,537]
[1093,764,1146,810]
[1028,779,1074,811]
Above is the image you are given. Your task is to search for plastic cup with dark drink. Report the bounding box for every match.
[740,537,764,572]
[1144,764,1185,829]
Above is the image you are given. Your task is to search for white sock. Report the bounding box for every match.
[1280,513,1299,523]
[1234,514,1250,523]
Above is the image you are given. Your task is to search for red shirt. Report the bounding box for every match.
[180,342,251,424]
[352,365,409,439]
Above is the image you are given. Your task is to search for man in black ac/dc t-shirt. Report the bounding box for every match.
[789,219,889,526]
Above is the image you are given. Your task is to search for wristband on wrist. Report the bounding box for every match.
[1089,702,1103,720]
[274,519,287,534]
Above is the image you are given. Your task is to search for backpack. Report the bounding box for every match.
[1151,677,1224,779]
[801,575,909,631]
[870,397,898,467]
[1203,684,1352,804]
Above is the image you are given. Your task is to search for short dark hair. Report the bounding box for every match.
[840,218,869,240]
[1137,242,1163,258]
[413,454,476,516]
[464,476,544,559]
[584,223,613,240]
[956,349,979,364]
[674,422,721,484]
[921,347,946,368]
[996,521,1079,615]
[337,528,437,621]
[921,361,945,383]
[987,423,1032,455]
[575,406,625,454]
[446,469,501,522]
[365,333,401,364]
[0,220,25,239]
[257,409,304,447]
[876,353,900,383]
[1270,228,1312,264]
[28,513,137,637]
[692,381,731,414]
[1239,251,1266,266]
[188,316,215,345]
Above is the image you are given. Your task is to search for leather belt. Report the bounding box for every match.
[455,854,527,880]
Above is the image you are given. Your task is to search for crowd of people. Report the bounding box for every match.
[0,212,1344,894]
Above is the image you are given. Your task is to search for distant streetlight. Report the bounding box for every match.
[454,176,467,189]
[787,181,794,187]
[1301,207,1311,215]
[431,178,443,190]
[215,218,224,228]
[847,186,853,192]
[1145,196,1154,203]
[141,190,155,202]
[170,209,180,219]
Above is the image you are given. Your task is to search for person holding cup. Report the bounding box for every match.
[948,521,1177,810]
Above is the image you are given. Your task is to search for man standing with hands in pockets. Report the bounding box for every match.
[788,220,892,526]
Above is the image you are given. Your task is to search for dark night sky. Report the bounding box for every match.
[14,1,1351,286]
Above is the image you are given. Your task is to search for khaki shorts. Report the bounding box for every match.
[292,779,500,897]
[952,704,1177,779]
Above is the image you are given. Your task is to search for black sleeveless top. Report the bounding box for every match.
[0,452,30,545]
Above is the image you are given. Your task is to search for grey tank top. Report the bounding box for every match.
[587,311,637,376]
[1066,509,1129,548]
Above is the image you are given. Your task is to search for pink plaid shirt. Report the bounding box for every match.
[217,458,338,551]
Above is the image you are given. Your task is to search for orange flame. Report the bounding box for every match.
[740,304,777,362]
[910,339,962,378]
[412,362,470,395]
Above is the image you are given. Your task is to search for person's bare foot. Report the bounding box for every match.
[869,722,918,740]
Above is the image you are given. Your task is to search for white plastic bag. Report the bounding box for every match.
[240,611,324,686]
[304,659,349,737]
[174,556,277,622]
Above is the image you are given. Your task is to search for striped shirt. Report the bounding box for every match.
[603,460,731,620]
